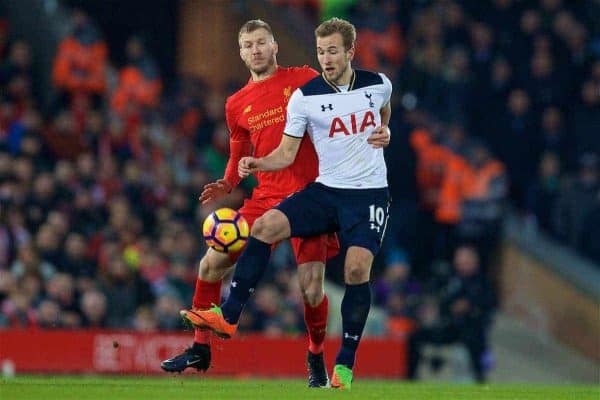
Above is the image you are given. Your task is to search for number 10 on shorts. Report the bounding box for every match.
[369,204,386,233]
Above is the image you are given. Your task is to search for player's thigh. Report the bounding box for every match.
[275,183,338,238]
[339,187,391,257]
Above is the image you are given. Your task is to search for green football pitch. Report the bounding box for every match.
[1,376,598,400]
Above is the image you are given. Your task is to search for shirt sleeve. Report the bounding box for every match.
[224,97,251,187]
[283,89,307,138]
[225,98,250,142]
[379,73,393,105]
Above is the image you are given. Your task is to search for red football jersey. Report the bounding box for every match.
[225,66,319,200]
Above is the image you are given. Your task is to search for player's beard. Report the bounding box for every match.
[328,61,350,85]
[248,56,276,77]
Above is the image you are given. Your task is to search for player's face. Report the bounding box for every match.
[239,28,278,76]
[316,33,354,84]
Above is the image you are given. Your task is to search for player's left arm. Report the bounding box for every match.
[367,101,391,149]
[239,135,302,177]
[367,73,393,149]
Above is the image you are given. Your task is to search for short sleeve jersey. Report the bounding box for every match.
[284,69,392,189]
[225,66,319,200]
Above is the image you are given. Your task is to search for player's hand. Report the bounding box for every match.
[239,156,259,178]
[367,125,391,148]
[199,179,232,204]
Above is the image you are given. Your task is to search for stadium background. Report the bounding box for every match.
[0,0,598,384]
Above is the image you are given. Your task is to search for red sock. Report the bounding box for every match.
[192,278,222,345]
[304,294,328,354]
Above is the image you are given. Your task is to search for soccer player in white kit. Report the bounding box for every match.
[186,18,392,390]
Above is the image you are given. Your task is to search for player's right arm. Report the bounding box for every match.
[238,135,302,177]
[238,88,307,178]
[199,97,252,204]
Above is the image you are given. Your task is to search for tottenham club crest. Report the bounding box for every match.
[365,92,374,108]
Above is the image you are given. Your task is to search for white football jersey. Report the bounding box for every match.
[284,69,392,189]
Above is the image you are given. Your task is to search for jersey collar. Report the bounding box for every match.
[321,69,356,93]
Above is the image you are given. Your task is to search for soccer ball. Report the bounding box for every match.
[202,208,249,253]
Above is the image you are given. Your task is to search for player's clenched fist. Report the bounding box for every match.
[239,156,259,178]
[366,125,391,149]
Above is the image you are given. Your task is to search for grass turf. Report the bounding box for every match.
[1,376,598,400]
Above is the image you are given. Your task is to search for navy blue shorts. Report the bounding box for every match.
[275,182,391,256]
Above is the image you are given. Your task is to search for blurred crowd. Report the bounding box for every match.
[1,0,599,382]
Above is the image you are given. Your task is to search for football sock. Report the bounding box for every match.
[335,282,371,369]
[305,294,328,354]
[221,237,271,324]
[191,342,209,354]
[192,279,222,345]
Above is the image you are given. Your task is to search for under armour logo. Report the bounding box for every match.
[231,281,237,288]
[344,332,359,341]
[365,92,374,108]
[370,223,381,232]
[321,104,333,111]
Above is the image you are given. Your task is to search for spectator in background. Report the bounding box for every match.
[100,256,154,328]
[555,152,599,248]
[52,9,107,108]
[0,40,33,99]
[538,107,570,170]
[526,152,562,236]
[352,0,405,73]
[79,289,107,328]
[111,36,162,117]
[491,89,536,207]
[408,245,495,383]
[458,140,507,268]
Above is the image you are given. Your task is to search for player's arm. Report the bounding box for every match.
[367,101,391,149]
[200,100,252,204]
[238,88,307,178]
[239,135,302,177]
[367,73,393,149]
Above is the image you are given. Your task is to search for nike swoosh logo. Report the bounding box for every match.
[186,359,201,366]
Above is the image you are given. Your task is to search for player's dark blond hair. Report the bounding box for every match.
[315,17,356,51]
[238,19,274,42]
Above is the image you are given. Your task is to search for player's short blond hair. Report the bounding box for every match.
[315,17,356,51]
[238,19,274,41]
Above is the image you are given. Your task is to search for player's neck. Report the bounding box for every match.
[250,64,278,82]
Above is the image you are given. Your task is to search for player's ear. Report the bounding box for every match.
[347,45,355,61]
[272,40,279,56]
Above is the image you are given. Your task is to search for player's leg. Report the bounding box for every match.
[331,188,390,390]
[187,183,336,337]
[161,248,232,372]
[294,234,338,388]
[164,202,262,371]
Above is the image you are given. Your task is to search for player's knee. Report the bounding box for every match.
[251,211,288,243]
[344,264,370,284]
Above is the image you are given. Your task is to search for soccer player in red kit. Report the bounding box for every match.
[161,19,337,388]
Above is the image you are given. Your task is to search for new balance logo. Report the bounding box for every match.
[344,332,359,341]
[321,104,333,111]
[370,223,381,233]
[365,92,374,108]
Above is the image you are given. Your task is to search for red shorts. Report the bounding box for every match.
[228,198,340,264]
